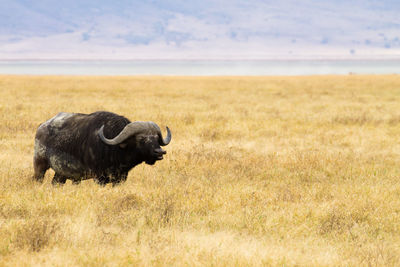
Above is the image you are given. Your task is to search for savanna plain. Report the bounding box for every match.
[1,75,400,266]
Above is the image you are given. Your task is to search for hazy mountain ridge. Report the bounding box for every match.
[1,0,399,59]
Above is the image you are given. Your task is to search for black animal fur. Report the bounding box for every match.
[33,111,170,185]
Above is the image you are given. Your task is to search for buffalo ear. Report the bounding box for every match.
[119,143,128,149]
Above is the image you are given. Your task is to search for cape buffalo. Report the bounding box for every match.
[33,111,171,185]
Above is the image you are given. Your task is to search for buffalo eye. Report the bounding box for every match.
[119,143,128,149]
[137,136,146,145]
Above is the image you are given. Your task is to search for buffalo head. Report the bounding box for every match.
[98,121,171,165]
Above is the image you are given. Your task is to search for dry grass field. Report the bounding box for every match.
[1,75,400,266]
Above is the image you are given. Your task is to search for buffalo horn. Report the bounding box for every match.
[98,122,154,145]
[98,121,171,146]
[158,125,171,146]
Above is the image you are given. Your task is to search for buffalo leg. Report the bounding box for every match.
[52,173,67,185]
[94,175,109,186]
[72,179,81,185]
[33,156,49,182]
[112,172,128,186]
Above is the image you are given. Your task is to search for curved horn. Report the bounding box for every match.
[147,122,171,146]
[98,122,151,145]
[158,126,171,146]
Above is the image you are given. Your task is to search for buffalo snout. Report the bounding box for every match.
[154,148,166,159]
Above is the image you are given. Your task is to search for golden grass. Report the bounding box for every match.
[1,75,400,266]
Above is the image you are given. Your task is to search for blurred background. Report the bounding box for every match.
[1,0,400,74]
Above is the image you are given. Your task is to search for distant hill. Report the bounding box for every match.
[1,0,400,59]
